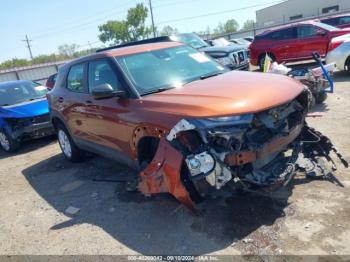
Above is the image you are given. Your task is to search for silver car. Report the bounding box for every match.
[326,34,350,72]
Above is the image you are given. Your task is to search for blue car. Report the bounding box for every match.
[0,80,55,152]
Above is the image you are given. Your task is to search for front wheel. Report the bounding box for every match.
[57,123,85,162]
[346,57,350,73]
[0,130,20,153]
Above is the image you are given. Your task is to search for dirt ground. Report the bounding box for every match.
[0,71,349,256]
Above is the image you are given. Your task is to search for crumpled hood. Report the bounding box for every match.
[141,71,305,118]
[0,98,49,118]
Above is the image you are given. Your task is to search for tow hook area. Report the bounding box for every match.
[137,98,348,209]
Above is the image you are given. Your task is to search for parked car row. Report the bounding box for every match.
[249,21,350,70]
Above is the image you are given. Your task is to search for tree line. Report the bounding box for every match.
[1,3,255,70]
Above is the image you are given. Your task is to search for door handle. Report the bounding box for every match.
[57,97,64,103]
[86,100,92,104]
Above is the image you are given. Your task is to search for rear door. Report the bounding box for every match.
[296,25,328,59]
[269,27,297,62]
[63,63,92,140]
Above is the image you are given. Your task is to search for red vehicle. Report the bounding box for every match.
[250,21,350,69]
[321,14,350,29]
[46,73,57,90]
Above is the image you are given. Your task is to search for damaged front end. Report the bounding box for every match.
[138,90,348,209]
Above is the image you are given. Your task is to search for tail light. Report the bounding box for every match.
[328,40,344,52]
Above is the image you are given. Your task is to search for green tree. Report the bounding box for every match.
[98,3,151,45]
[223,19,239,33]
[242,19,255,31]
[58,44,80,57]
[160,25,179,36]
[213,19,239,36]
[0,58,30,70]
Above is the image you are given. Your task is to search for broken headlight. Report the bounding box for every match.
[4,118,27,130]
[216,56,232,66]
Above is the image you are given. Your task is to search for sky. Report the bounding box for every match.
[0,0,282,62]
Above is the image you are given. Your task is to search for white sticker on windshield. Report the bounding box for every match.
[35,86,47,91]
[189,53,210,63]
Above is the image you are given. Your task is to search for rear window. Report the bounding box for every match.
[270,28,296,40]
[67,64,85,92]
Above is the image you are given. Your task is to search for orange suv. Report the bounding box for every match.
[47,41,347,209]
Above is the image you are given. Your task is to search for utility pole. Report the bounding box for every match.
[22,35,33,60]
[148,0,156,37]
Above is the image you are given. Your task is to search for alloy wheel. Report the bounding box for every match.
[0,132,10,151]
[58,129,72,158]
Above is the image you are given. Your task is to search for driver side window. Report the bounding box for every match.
[88,60,123,92]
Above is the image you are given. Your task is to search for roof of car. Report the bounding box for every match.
[258,20,318,36]
[320,13,350,20]
[66,41,184,66]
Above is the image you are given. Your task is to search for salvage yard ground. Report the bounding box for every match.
[0,71,349,255]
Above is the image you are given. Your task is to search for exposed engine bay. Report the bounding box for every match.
[138,90,348,210]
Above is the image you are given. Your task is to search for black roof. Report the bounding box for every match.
[96,36,172,52]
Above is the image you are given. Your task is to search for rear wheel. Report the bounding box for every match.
[56,123,85,162]
[0,130,20,153]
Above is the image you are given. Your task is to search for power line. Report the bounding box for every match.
[31,0,147,40]
[22,35,33,60]
[156,0,284,25]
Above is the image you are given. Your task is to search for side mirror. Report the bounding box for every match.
[91,84,126,100]
[316,30,327,36]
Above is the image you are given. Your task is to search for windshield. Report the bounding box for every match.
[0,81,48,106]
[314,22,338,31]
[232,38,250,45]
[116,45,225,95]
[212,38,232,47]
[170,34,209,49]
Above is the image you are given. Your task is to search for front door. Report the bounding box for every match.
[84,58,132,154]
[296,25,328,59]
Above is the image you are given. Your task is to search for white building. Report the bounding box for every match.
[256,0,350,28]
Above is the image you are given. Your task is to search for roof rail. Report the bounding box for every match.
[96,36,172,52]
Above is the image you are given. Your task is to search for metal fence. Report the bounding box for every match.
[0,61,68,85]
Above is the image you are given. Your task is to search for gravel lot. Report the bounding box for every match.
[0,71,349,256]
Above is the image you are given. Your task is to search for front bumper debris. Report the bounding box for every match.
[137,91,348,209]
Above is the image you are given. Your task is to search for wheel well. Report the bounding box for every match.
[137,136,160,165]
[345,55,350,71]
[51,117,65,131]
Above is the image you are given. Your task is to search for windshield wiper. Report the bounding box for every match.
[141,87,175,96]
[200,71,223,80]
[0,104,9,106]
[26,96,45,102]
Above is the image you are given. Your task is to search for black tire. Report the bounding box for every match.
[315,92,327,104]
[0,129,20,153]
[346,56,350,73]
[56,122,85,162]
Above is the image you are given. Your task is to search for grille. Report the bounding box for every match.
[230,50,248,65]
[30,114,50,124]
